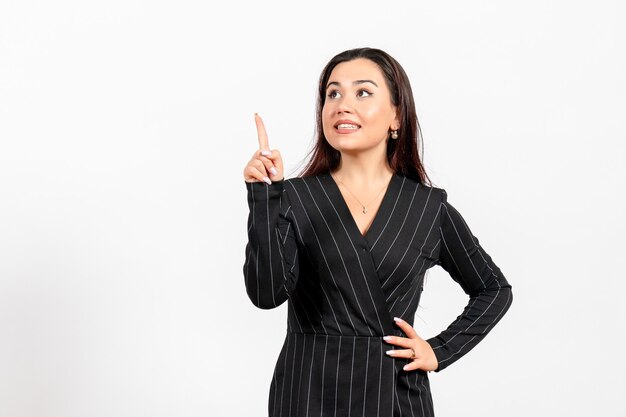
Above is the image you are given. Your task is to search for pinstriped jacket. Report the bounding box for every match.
[243,172,513,417]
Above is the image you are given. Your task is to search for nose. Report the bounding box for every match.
[338,104,352,114]
[336,96,353,114]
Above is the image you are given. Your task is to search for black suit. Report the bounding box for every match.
[244,172,513,417]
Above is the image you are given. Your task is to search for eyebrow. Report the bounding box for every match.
[326,79,379,89]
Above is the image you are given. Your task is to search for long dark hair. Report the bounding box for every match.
[297,47,432,186]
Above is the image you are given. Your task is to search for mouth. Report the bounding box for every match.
[334,120,361,133]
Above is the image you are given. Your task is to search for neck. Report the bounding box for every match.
[332,152,394,187]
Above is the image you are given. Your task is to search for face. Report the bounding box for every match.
[322,58,400,155]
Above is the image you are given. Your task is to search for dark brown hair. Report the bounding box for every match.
[297,47,432,186]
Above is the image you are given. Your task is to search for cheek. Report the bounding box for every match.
[360,103,384,120]
[322,102,333,116]
[321,107,328,123]
[362,104,393,129]
[321,106,333,129]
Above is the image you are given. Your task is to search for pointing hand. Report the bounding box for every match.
[244,113,284,184]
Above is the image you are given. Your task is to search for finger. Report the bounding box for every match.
[258,153,283,177]
[258,155,280,177]
[255,113,270,152]
[382,335,414,349]
[256,150,281,164]
[385,348,417,359]
[402,360,423,372]
[244,163,272,184]
[251,158,269,176]
[269,150,283,174]
[393,317,420,339]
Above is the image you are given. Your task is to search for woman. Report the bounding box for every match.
[242,47,513,417]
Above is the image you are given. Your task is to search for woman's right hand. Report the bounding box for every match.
[243,113,284,184]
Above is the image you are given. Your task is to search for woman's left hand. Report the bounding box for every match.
[384,317,439,372]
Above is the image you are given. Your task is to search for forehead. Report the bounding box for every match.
[327,58,386,86]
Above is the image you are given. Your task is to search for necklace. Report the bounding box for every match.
[332,173,390,214]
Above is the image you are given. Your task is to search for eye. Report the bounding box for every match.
[357,89,372,97]
[327,89,341,99]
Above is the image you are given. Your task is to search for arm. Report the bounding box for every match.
[426,189,513,372]
[243,179,300,309]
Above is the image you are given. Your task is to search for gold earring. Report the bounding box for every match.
[391,130,399,139]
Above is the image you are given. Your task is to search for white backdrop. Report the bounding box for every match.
[1,0,625,416]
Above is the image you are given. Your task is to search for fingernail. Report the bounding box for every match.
[403,365,409,371]
[261,150,271,156]
[386,350,395,355]
[263,176,272,184]
[393,317,401,322]
[270,167,278,175]
[383,336,391,341]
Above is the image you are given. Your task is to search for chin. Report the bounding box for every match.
[333,136,382,153]
[328,138,360,152]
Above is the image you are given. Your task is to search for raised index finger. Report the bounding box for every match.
[254,113,270,151]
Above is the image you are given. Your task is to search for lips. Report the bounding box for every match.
[334,120,361,133]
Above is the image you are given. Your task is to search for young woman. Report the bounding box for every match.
[242,47,513,417]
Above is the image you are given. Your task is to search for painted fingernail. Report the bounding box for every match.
[386,350,395,355]
[261,150,271,156]
[263,176,272,184]
[403,365,409,371]
[383,336,392,341]
[270,167,278,175]
[393,317,402,322]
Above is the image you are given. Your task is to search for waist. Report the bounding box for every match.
[287,329,387,340]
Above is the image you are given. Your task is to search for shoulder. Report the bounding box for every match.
[281,176,303,191]
[279,175,332,209]
[282,175,325,190]
[278,176,313,198]
[282,177,300,186]
[399,175,447,202]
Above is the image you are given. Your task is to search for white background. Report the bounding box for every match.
[1,0,625,416]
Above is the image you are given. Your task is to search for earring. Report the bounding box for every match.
[391,130,399,139]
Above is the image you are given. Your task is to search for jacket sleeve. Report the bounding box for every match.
[426,189,513,372]
[243,179,300,309]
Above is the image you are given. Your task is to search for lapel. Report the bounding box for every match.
[323,171,402,249]
[320,172,406,336]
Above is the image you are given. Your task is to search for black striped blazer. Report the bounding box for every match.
[243,172,513,417]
